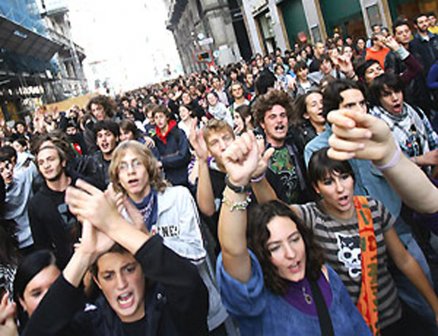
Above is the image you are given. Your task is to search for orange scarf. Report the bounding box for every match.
[354,196,380,335]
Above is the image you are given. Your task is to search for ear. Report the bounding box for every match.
[312,182,321,195]
[303,112,310,120]
[19,297,28,313]
[93,275,103,290]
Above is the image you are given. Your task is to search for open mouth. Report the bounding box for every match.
[288,261,302,273]
[274,124,285,132]
[338,195,350,206]
[117,292,134,308]
[392,103,402,112]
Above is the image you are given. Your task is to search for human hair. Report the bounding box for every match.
[94,120,120,138]
[293,60,307,73]
[109,140,168,194]
[413,13,428,25]
[90,244,129,278]
[319,54,333,67]
[86,95,116,118]
[31,130,74,162]
[12,137,27,149]
[254,69,276,95]
[355,59,380,83]
[392,19,411,34]
[13,250,57,303]
[151,104,171,119]
[291,89,323,125]
[202,119,234,144]
[247,200,324,295]
[368,73,404,107]
[0,145,17,164]
[234,105,254,129]
[322,79,364,118]
[307,147,354,188]
[252,89,294,126]
[119,119,141,139]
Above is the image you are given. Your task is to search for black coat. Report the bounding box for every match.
[22,235,209,336]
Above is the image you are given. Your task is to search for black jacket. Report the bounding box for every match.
[22,235,209,336]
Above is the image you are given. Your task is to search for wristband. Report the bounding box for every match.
[374,145,401,171]
[251,172,266,183]
[225,175,251,193]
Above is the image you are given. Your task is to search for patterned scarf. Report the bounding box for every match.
[354,196,379,335]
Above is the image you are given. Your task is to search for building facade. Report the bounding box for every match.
[39,1,88,100]
[165,0,252,74]
[241,0,437,54]
[0,0,62,121]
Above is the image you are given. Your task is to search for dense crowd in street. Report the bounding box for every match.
[0,10,438,336]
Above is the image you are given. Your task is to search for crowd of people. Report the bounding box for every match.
[0,11,438,336]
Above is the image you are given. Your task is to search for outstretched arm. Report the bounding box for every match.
[219,132,272,282]
[327,110,438,213]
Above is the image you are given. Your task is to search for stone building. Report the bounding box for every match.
[241,0,437,55]
[165,0,252,74]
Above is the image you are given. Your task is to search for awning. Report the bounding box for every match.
[0,14,61,62]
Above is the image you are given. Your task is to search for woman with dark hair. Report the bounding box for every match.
[222,133,438,335]
[291,90,325,152]
[233,105,254,136]
[217,133,370,335]
[299,148,438,334]
[19,180,209,336]
[13,250,59,330]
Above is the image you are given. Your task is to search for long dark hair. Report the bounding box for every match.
[247,200,324,295]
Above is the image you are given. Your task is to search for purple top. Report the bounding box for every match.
[284,272,333,315]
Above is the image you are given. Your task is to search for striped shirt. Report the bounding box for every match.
[296,197,402,329]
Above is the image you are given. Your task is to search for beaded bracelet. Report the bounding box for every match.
[374,144,401,171]
[251,172,266,184]
[222,193,252,212]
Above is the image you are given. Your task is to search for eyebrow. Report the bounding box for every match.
[267,231,299,246]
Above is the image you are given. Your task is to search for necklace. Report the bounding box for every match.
[302,286,313,305]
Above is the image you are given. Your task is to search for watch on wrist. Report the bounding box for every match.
[225,175,251,193]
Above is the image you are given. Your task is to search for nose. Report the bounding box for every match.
[391,92,399,101]
[218,139,226,151]
[334,178,345,192]
[116,273,128,290]
[284,243,297,259]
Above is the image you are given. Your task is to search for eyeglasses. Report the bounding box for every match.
[119,159,143,172]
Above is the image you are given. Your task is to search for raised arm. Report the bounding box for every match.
[189,119,216,216]
[327,109,438,213]
[66,179,151,254]
[219,132,272,282]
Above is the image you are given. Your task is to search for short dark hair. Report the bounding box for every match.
[368,73,404,107]
[414,13,428,25]
[308,147,354,188]
[252,89,294,126]
[355,59,380,82]
[293,60,308,73]
[322,79,364,118]
[247,200,324,295]
[119,119,140,139]
[392,19,410,34]
[94,120,120,138]
[254,70,276,95]
[151,104,171,120]
[0,146,17,164]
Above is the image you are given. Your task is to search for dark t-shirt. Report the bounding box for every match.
[122,315,147,336]
[266,146,301,204]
